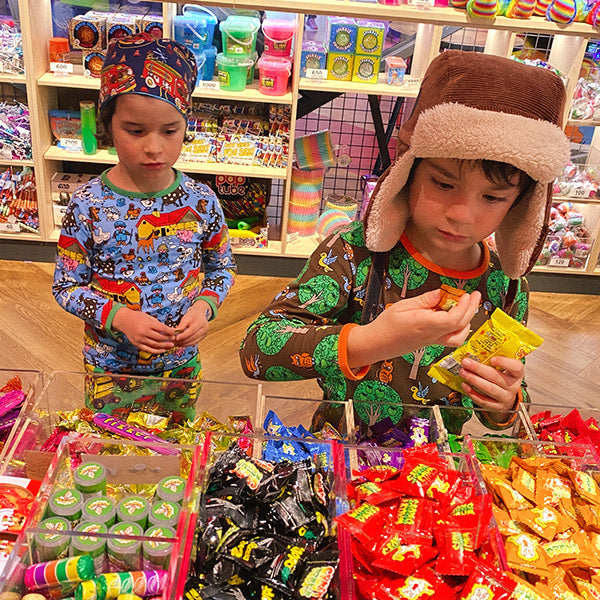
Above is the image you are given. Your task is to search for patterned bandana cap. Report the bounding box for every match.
[99,33,197,119]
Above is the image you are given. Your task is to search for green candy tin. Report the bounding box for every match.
[74,461,107,497]
[149,499,180,528]
[82,495,116,527]
[155,476,185,503]
[107,522,143,571]
[34,516,71,563]
[116,495,150,528]
[48,488,83,523]
[71,521,107,573]
[142,524,175,570]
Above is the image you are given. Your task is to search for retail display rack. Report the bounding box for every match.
[1,0,599,279]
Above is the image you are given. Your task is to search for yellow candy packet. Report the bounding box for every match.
[427,308,543,393]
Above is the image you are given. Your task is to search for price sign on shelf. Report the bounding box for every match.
[0,221,19,233]
[50,62,73,76]
[306,69,327,81]
[201,80,219,91]
[402,76,421,89]
[549,256,570,268]
[59,138,82,152]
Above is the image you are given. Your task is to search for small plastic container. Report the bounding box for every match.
[216,52,254,92]
[178,4,218,47]
[201,45,217,81]
[246,50,259,84]
[257,55,292,96]
[220,15,259,57]
[262,18,296,57]
[173,14,208,52]
[385,55,407,86]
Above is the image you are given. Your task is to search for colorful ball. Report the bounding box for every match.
[317,209,352,240]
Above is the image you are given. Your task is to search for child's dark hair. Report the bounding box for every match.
[408,158,535,207]
[95,96,195,147]
[95,98,116,147]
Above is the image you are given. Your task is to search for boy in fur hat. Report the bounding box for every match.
[52,34,236,421]
[240,50,570,436]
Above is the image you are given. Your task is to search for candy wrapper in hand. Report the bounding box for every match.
[428,308,543,393]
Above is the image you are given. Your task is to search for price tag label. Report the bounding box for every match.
[201,80,219,91]
[59,138,82,152]
[572,187,587,197]
[406,0,435,6]
[306,68,326,80]
[549,256,570,267]
[402,76,420,89]
[50,62,73,75]
[0,221,19,233]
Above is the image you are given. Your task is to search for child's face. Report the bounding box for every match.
[110,94,186,192]
[404,158,522,269]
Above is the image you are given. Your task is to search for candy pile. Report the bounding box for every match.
[0,167,39,234]
[0,375,27,448]
[185,440,339,599]
[530,408,600,457]
[21,461,187,599]
[554,163,599,199]
[537,201,593,269]
[337,443,521,599]
[482,455,600,598]
[183,101,290,168]
[0,102,31,161]
[570,75,600,121]
[0,17,24,75]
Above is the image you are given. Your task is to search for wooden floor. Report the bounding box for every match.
[1,259,599,408]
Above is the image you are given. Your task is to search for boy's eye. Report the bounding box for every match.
[432,177,453,190]
[483,194,506,203]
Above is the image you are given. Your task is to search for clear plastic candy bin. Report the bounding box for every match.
[175,430,346,599]
[0,433,203,599]
[0,371,261,478]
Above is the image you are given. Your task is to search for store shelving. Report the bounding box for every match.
[3,0,600,279]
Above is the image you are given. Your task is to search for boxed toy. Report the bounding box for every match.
[51,172,96,228]
[300,41,327,77]
[356,20,385,56]
[327,16,357,53]
[352,54,380,84]
[106,13,138,45]
[138,14,163,38]
[327,52,354,81]
[69,12,106,51]
[82,49,105,77]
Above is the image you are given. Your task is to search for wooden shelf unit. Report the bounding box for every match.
[2,0,599,275]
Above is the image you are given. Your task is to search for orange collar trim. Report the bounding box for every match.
[400,233,490,279]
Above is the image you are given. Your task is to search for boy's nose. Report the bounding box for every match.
[144,134,161,155]
[445,195,473,221]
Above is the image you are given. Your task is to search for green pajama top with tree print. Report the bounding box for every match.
[239,222,529,435]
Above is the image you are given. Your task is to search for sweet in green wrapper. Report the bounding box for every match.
[71,521,107,574]
[106,522,143,571]
[74,462,107,498]
[116,496,149,529]
[82,495,116,527]
[142,525,175,570]
[33,516,71,563]
[76,577,107,600]
[48,488,83,523]
[155,476,185,504]
[148,499,180,528]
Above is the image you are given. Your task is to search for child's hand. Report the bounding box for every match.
[112,308,176,354]
[459,356,524,415]
[347,289,481,368]
[174,300,212,347]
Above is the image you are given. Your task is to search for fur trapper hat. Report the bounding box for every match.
[364,50,570,278]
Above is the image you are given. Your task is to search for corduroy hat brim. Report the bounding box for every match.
[364,50,571,278]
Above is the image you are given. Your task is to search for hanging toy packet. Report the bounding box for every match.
[428,308,543,393]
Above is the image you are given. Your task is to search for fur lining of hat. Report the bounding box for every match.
[365,103,571,278]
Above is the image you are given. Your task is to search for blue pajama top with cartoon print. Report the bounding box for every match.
[52,169,236,374]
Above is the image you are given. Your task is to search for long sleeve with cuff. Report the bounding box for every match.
[240,221,530,434]
[53,170,236,373]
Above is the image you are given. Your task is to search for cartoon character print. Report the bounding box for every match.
[377,359,394,384]
[114,221,129,246]
[157,243,169,266]
[148,283,165,308]
[290,352,314,369]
